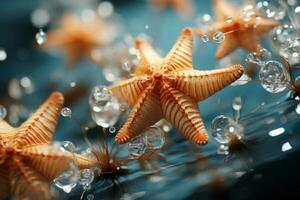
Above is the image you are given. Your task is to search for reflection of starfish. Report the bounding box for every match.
[43,13,110,67]
[195,0,279,59]
[0,92,94,200]
[151,0,193,16]
[109,28,244,145]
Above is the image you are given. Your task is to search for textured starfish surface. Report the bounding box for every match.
[0,92,95,200]
[109,27,244,145]
[151,0,193,16]
[43,13,110,67]
[194,0,279,59]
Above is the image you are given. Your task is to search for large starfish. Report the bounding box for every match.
[0,92,94,200]
[109,28,244,145]
[151,0,193,17]
[194,0,279,59]
[43,13,111,67]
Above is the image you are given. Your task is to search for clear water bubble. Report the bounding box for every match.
[211,115,244,144]
[245,48,272,66]
[61,107,72,117]
[60,141,76,153]
[127,135,146,158]
[259,60,291,93]
[0,49,7,61]
[109,126,116,134]
[212,32,225,43]
[142,126,165,150]
[53,164,80,193]
[232,96,243,111]
[89,86,120,128]
[79,169,94,189]
[201,35,209,43]
[0,105,7,119]
[195,14,213,32]
[35,29,47,45]
[226,16,233,23]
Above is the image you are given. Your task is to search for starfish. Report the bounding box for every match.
[151,0,193,17]
[109,27,244,145]
[42,13,111,67]
[194,0,280,59]
[0,92,94,200]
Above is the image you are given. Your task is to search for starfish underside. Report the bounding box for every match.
[0,92,94,200]
[43,13,108,66]
[109,27,244,145]
[195,0,280,59]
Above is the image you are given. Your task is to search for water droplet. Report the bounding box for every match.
[109,126,116,133]
[53,164,80,193]
[89,86,120,128]
[70,82,76,88]
[87,194,94,200]
[145,25,149,30]
[127,136,146,158]
[60,141,76,153]
[201,35,209,43]
[232,97,242,111]
[212,32,225,43]
[0,49,7,61]
[259,60,291,93]
[241,4,256,22]
[256,1,276,18]
[31,8,50,27]
[0,105,7,119]
[195,14,213,32]
[79,169,94,189]
[35,29,47,45]
[61,107,72,117]
[226,16,233,23]
[20,76,34,94]
[245,48,271,66]
[211,115,244,144]
[142,126,165,150]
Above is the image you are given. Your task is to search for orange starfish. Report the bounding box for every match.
[0,92,94,200]
[151,0,193,16]
[195,0,279,59]
[43,13,111,67]
[109,27,244,145]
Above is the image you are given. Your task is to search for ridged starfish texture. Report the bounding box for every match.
[195,0,280,59]
[43,13,110,67]
[109,27,244,145]
[0,92,94,200]
[151,0,193,16]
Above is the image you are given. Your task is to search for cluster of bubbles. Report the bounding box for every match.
[53,141,97,194]
[246,48,291,94]
[127,125,166,158]
[211,97,244,155]
[89,85,121,128]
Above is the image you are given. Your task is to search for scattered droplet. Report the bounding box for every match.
[53,164,80,193]
[20,76,34,94]
[259,60,291,93]
[109,126,116,133]
[142,126,165,150]
[211,115,244,144]
[60,141,76,153]
[79,169,94,189]
[31,8,50,27]
[97,1,114,18]
[241,4,256,22]
[0,49,7,61]
[145,25,149,30]
[87,194,94,200]
[226,16,233,23]
[0,105,7,119]
[201,35,209,43]
[61,107,72,117]
[195,14,213,32]
[70,82,76,88]
[35,29,47,45]
[212,32,225,43]
[245,48,271,66]
[127,136,146,158]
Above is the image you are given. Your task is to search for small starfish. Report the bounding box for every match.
[109,27,244,145]
[0,92,94,200]
[194,0,280,59]
[43,13,111,67]
[151,0,193,17]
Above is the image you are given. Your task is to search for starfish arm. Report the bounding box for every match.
[213,0,236,21]
[239,30,262,53]
[0,166,10,199]
[9,158,52,200]
[160,85,208,144]
[135,39,162,75]
[0,119,14,134]
[42,29,69,49]
[21,145,95,181]
[173,65,244,101]
[109,76,150,105]
[16,92,64,147]
[215,32,239,59]
[165,28,193,71]
[115,83,162,144]
[256,18,280,36]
